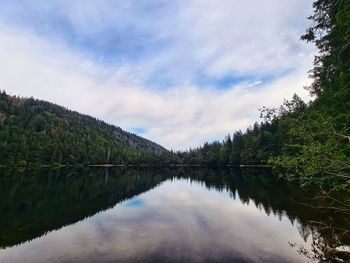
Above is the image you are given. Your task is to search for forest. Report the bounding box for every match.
[0,91,175,167]
[178,0,350,192]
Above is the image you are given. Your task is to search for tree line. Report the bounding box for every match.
[178,0,350,192]
[0,91,174,167]
[176,94,306,166]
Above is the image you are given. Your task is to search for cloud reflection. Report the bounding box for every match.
[0,178,309,263]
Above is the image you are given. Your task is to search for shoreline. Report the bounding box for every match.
[0,164,271,168]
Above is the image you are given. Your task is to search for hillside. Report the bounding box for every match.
[0,91,169,166]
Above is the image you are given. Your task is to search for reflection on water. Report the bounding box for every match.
[0,167,349,262]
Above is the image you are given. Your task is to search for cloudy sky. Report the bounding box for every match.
[0,0,315,150]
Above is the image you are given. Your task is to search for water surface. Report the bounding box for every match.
[0,167,348,262]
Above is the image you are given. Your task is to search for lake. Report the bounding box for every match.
[0,167,348,262]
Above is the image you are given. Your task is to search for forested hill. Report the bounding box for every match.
[0,91,169,166]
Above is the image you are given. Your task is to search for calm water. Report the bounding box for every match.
[0,167,349,262]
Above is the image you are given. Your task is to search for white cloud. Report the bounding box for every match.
[0,0,315,150]
[126,0,315,82]
[174,0,314,77]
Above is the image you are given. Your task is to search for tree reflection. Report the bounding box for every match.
[290,220,350,262]
[0,167,169,248]
[0,166,349,258]
[175,167,350,262]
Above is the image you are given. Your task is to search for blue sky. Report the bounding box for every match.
[0,0,315,150]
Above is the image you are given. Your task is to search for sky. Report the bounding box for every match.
[0,0,315,150]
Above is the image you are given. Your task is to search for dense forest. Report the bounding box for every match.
[0,91,176,166]
[178,0,350,192]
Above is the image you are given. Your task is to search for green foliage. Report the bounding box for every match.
[270,0,350,191]
[0,91,170,166]
[179,0,350,193]
[178,120,280,166]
